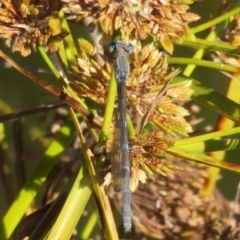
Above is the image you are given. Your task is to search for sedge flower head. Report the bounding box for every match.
[70,38,112,104]
[72,39,193,138]
[62,0,200,53]
[72,39,193,190]
[0,0,67,56]
[106,128,181,192]
[129,129,179,191]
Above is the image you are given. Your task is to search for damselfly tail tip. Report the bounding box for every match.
[124,223,132,233]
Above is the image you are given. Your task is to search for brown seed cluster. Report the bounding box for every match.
[110,159,240,239]
[0,0,200,55]
[129,129,177,191]
[70,39,112,104]
[73,40,193,134]
[128,43,193,136]
[203,219,240,240]
[62,0,200,53]
[0,0,68,56]
[131,161,210,239]
[73,39,193,190]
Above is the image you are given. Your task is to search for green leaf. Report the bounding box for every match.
[1,118,75,239]
[176,138,240,153]
[168,146,240,173]
[175,126,240,147]
[182,38,240,55]
[174,76,240,124]
[189,5,240,34]
[191,79,240,123]
[46,165,92,240]
[168,57,239,73]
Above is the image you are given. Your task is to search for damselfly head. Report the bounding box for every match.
[108,43,116,53]
[108,42,134,54]
[128,44,134,53]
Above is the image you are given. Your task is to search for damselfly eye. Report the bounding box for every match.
[128,44,134,53]
[109,43,116,52]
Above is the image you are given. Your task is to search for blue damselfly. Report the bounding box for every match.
[109,41,133,232]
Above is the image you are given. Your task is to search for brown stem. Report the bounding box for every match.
[0,49,102,127]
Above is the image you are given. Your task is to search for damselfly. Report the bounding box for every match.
[109,41,133,232]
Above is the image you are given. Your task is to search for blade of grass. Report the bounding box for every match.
[184,2,239,76]
[189,5,240,35]
[80,206,99,240]
[46,165,92,240]
[40,43,100,148]
[175,126,240,146]
[98,71,116,144]
[182,37,240,55]
[182,1,240,197]
[173,76,240,124]
[202,74,240,196]
[37,46,61,80]
[176,138,240,153]
[38,46,88,108]
[58,9,78,68]
[0,118,76,239]
[191,79,240,123]
[16,193,67,240]
[69,107,119,240]
[168,57,240,73]
[168,146,240,174]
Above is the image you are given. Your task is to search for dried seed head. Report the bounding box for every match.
[0,0,67,56]
[106,128,177,191]
[70,39,194,137]
[128,44,193,136]
[62,0,200,53]
[73,39,193,190]
[109,158,240,239]
[70,39,111,104]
